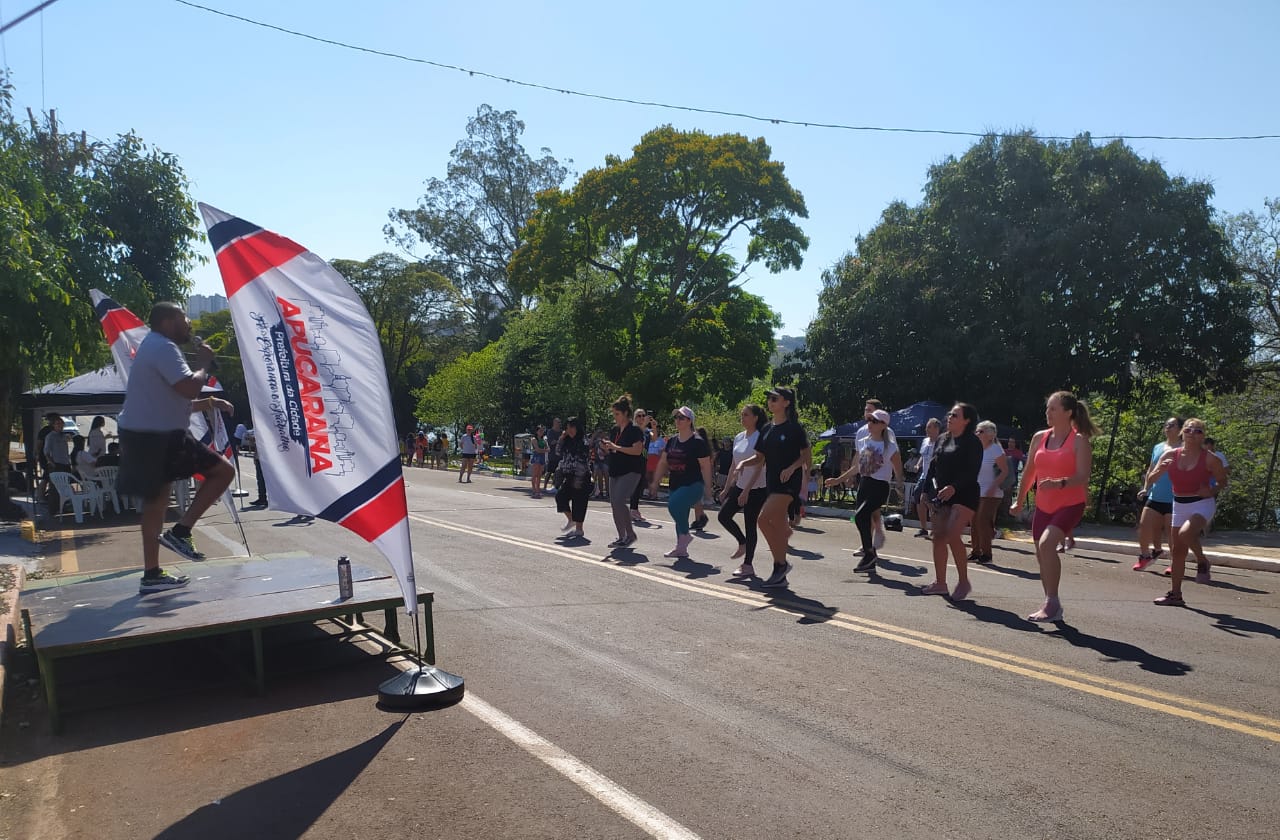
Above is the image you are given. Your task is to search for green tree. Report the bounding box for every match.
[511,126,806,410]
[414,344,504,433]
[386,105,570,344]
[0,80,202,517]
[331,253,464,432]
[804,133,1254,427]
[1223,198,1280,382]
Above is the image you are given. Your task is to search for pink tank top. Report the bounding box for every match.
[1168,447,1212,497]
[1033,427,1087,513]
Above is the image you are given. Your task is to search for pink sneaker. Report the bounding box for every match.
[1132,554,1154,572]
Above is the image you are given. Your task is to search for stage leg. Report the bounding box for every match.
[382,607,401,644]
[250,628,265,695]
[40,652,61,734]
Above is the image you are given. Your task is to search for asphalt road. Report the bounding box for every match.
[2,465,1278,839]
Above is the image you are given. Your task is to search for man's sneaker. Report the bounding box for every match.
[1132,553,1154,572]
[853,553,878,573]
[761,561,792,588]
[159,529,205,561]
[139,568,190,593]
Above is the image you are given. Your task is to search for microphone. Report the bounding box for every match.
[193,335,218,372]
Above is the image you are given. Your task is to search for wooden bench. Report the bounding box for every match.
[20,555,434,732]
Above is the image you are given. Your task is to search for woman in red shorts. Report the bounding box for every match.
[1010,391,1096,623]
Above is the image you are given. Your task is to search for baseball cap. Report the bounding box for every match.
[766,385,795,403]
[672,406,695,422]
[870,409,890,425]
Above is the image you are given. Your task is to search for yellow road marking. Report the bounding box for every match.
[409,514,1280,743]
[58,528,79,574]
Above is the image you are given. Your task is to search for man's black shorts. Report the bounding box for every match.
[117,428,223,501]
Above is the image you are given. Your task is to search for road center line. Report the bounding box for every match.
[409,514,1280,743]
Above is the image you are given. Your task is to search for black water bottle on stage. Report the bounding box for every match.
[337,555,353,600]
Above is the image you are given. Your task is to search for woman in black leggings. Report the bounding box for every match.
[720,403,769,579]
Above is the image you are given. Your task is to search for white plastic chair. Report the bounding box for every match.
[49,472,98,523]
[89,466,122,515]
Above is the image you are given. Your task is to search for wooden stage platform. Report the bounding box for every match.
[19,555,434,732]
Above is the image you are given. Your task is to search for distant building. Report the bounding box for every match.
[187,293,228,318]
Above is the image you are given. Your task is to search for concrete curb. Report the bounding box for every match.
[0,562,26,727]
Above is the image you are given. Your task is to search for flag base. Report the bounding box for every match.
[378,665,465,710]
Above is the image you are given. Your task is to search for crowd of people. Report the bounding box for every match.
[500,388,1229,620]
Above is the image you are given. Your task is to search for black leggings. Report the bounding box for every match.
[630,472,644,511]
[718,486,768,562]
[556,483,590,523]
[854,476,890,553]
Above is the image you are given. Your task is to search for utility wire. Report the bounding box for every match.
[171,0,1279,143]
[0,0,59,36]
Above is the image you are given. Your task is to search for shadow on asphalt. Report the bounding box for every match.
[948,601,1194,676]
[0,622,422,751]
[668,556,720,580]
[1184,606,1280,639]
[154,717,406,839]
[738,583,838,625]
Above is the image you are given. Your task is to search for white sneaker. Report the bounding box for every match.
[730,563,755,578]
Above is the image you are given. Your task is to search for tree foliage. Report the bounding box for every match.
[331,253,464,431]
[1223,198,1280,382]
[0,78,202,515]
[803,133,1255,427]
[386,105,570,344]
[414,343,504,432]
[510,126,806,409]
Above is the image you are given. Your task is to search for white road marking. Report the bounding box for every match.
[460,693,703,840]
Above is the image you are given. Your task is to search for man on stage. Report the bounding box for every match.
[116,302,236,592]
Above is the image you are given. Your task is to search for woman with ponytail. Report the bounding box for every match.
[1011,391,1096,623]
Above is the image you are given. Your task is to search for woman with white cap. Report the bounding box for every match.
[826,408,902,572]
[649,406,713,558]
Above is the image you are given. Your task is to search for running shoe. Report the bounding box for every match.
[1154,590,1185,606]
[139,568,190,593]
[761,561,792,588]
[159,529,205,561]
[919,581,949,596]
[950,580,972,602]
[853,553,878,573]
[691,515,709,531]
[1132,553,1154,572]
[975,553,994,565]
[913,529,929,537]
[730,563,756,578]
[1151,548,1164,561]
[1195,565,1212,584]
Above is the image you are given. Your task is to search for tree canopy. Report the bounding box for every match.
[803,133,1255,427]
[386,105,570,344]
[1223,198,1280,385]
[510,126,806,409]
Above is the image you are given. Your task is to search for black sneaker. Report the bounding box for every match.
[761,561,792,588]
[139,568,190,593]
[974,553,994,564]
[853,552,878,573]
[691,515,709,531]
[159,529,205,561]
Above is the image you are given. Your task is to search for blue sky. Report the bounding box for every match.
[3,0,1277,335]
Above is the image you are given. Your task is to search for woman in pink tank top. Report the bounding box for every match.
[1010,391,1096,623]
[1145,418,1228,607]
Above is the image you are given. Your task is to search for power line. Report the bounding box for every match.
[0,0,60,36]
[170,0,1279,144]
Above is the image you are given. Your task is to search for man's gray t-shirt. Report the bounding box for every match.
[118,332,194,432]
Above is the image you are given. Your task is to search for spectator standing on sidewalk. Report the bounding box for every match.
[459,424,478,483]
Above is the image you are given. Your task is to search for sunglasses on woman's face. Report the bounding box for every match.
[947,412,962,419]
